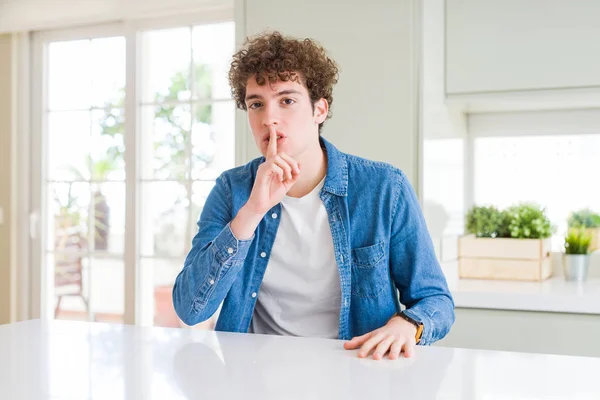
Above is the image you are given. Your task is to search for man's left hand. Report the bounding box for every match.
[343,316,417,360]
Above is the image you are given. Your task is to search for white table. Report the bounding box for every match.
[1,319,599,399]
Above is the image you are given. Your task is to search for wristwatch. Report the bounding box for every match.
[395,311,424,344]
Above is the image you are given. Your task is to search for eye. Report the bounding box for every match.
[248,102,262,110]
[282,98,295,105]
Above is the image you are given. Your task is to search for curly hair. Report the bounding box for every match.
[228,31,339,133]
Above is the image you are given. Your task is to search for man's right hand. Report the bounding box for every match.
[230,126,300,240]
[246,125,300,215]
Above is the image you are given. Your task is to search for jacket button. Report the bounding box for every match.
[271,213,278,219]
[260,252,266,258]
[227,248,234,254]
[251,292,257,298]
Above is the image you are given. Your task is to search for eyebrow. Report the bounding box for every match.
[245,89,303,102]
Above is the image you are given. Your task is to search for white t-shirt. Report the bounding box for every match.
[249,178,342,339]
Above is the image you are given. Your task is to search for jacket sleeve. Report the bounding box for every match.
[389,171,455,345]
[172,173,254,326]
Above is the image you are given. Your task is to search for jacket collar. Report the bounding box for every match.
[320,137,348,197]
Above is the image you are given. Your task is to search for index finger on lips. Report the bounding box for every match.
[267,125,278,159]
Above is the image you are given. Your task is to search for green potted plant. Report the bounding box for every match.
[563,228,592,282]
[459,203,555,281]
[465,205,510,238]
[505,203,555,239]
[568,208,600,252]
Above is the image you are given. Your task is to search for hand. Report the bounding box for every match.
[343,316,418,360]
[245,125,300,215]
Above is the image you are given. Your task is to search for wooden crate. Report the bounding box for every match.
[458,235,552,282]
[586,228,600,252]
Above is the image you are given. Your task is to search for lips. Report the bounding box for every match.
[263,131,286,143]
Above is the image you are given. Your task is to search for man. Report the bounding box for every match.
[173,31,454,360]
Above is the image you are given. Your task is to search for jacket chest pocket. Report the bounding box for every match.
[350,241,389,298]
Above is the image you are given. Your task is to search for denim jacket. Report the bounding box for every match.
[173,138,454,344]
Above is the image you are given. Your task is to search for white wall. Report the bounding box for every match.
[236,0,421,186]
[422,0,459,141]
[446,0,600,94]
[421,0,466,260]
[0,34,17,325]
[0,0,232,33]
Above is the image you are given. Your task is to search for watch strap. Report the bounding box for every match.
[396,311,424,344]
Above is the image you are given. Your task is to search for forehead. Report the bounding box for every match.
[245,75,308,96]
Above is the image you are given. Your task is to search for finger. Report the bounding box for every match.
[403,338,416,358]
[267,163,284,182]
[273,156,293,182]
[388,339,404,360]
[373,336,395,360]
[267,125,278,159]
[278,152,300,175]
[282,174,299,191]
[343,332,372,350]
[358,333,385,358]
[289,163,300,182]
[258,162,283,183]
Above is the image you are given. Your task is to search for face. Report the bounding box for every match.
[244,74,328,159]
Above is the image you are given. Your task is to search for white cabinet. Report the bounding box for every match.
[446,0,600,95]
[436,308,600,358]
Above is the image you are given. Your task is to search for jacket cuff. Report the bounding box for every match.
[212,223,254,264]
[402,308,433,346]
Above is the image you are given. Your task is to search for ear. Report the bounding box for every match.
[313,98,328,125]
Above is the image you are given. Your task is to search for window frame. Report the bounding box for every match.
[465,108,600,250]
[29,8,238,325]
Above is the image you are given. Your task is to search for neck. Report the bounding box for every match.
[286,139,327,198]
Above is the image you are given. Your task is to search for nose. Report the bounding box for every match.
[261,102,281,127]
